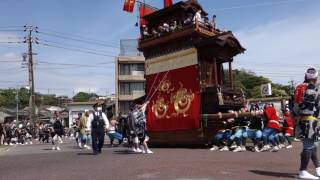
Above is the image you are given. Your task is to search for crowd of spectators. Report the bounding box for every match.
[141,10,218,39]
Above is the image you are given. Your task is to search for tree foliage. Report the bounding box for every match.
[231,69,292,99]
[72,92,98,102]
[0,88,67,108]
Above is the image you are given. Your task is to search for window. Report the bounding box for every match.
[119,101,131,114]
[120,64,130,75]
[119,63,144,75]
[119,82,145,95]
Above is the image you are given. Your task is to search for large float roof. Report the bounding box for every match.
[196,31,246,59]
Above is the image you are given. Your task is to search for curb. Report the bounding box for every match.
[0,145,10,153]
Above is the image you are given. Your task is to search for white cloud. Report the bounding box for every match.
[233,12,320,85]
[0,32,21,42]
[34,69,114,97]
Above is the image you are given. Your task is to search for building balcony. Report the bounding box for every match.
[117,56,145,63]
[118,73,145,82]
[118,91,146,101]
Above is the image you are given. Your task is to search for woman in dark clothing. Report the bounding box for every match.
[52,118,64,151]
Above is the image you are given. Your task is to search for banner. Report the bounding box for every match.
[164,0,173,8]
[261,83,272,96]
[146,65,200,132]
[139,4,156,27]
[123,0,135,13]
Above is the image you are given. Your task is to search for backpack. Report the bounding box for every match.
[91,112,105,129]
[292,83,308,117]
[294,83,308,104]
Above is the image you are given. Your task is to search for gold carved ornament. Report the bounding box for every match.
[151,97,169,119]
[170,83,195,117]
[159,79,175,93]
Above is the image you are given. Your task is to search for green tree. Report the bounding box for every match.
[72,92,98,102]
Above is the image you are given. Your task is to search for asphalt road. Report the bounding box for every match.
[0,140,314,180]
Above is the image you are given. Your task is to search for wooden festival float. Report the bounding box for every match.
[136,0,263,145]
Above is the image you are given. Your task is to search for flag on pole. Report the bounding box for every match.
[139,3,157,27]
[123,0,136,13]
[164,0,173,8]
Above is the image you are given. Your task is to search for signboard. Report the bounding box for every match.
[261,83,272,96]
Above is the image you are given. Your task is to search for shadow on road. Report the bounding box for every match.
[250,170,297,179]
[113,150,140,155]
[77,152,96,155]
[43,148,54,151]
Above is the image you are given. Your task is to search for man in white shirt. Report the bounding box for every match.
[193,10,202,24]
[87,103,109,155]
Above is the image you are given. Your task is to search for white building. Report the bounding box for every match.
[66,101,96,127]
[66,101,116,127]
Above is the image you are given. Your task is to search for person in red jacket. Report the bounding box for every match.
[282,108,294,148]
[261,103,281,152]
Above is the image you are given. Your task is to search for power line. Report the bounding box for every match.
[36,42,116,57]
[0,80,24,83]
[0,26,23,29]
[0,60,22,62]
[0,29,24,32]
[212,0,309,11]
[37,38,117,55]
[35,66,113,70]
[37,31,120,49]
[37,60,114,67]
[40,27,121,47]
[0,41,25,43]
[0,36,25,40]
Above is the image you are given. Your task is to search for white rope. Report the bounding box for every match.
[145,72,160,101]
[145,70,171,103]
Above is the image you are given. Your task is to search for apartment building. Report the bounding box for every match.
[115,39,145,115]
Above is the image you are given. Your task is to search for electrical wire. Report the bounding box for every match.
[36,42,116,57]
[0,29,24,32]
[37,38,117,55]
[37,60,114,67]
[0,41,25,43]
[37,31,120,49]
[40,27,121,47]
[0,26,23,29]
[0,60,22,62]
[212,0,309,11]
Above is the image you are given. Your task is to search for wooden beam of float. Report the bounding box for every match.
[202,111,264,120]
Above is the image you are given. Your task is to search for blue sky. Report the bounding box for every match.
[0,0,319,96]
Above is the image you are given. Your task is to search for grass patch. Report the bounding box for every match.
[0,145,8,149]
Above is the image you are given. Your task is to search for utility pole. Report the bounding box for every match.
[24,25,38,123]
[289,80,295,95]
[16,87,19,121]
